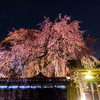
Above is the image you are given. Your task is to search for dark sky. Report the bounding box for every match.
[0,0,100,58]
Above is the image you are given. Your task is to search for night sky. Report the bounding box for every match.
[0,0,100,58]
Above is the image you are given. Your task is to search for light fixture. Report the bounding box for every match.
[85,75,93,79]
[66,76,70,80]
[98,85,100,87]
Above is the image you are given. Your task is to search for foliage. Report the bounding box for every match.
[81,56,100,69]
[69,56,100,90]
[0,14,94,78]
[70,70,88,90]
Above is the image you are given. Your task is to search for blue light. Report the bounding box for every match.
[0,86,7,89]
[19,85,30,89]
[8,86,19,89]
[0,85,66,89]
[54,85,66,89]
[43,86,48,88]
[43,86,53,88]
[31,86,41,89]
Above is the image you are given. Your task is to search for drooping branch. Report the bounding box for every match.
[0,15,95,78]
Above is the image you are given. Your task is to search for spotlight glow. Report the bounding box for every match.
[66,76,70,80]
[85,75,93,79]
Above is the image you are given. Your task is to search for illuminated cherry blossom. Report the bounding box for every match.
[0,15,94,78]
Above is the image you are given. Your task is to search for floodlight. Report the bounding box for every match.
[85,75,93,79]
